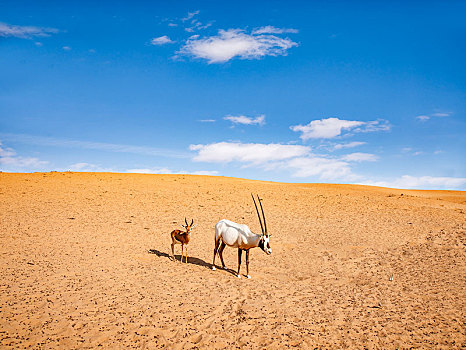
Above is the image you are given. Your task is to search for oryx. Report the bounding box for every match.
[212,194,271,278]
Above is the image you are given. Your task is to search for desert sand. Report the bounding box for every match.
[0,172,464,349]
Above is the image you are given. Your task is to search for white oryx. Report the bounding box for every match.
[212,194,272,278]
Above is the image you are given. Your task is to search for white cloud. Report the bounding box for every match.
[431,112,450,117]
[188,141,360,181]
[0,142,16,157]
[190,170,219,176]
[198,119,216,123]
[354,119,391,133]
[126,167,173,174]
[151,35,175,45]
[179,28,298,63]
[182,10,200,22]
[224,115,265,126]
[291,117,390,140]
[0,156,48,168]
[189,142,310,164]
[126,168,219,176]
[0,141,49,171]
[185,19,213,33]
[175,10,212,32]
[416,111,451,121]
[416,115,430,122]
[0,133,190,159]
[401,147,424,156]
[252,26,298,35]
[62,46,71,51]
[68,163,114,172]
[362,175,466,190]
[66,164,220,176]
[291,118,364,139]
[286,156,354,180]
[333,141,366,150]
[0,22,59,39]
[341,152,378,162]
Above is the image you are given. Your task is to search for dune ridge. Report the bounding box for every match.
[0,172,464,348]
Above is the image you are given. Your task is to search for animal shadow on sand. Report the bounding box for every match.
[147,249,239,276]
[147,249,211,269]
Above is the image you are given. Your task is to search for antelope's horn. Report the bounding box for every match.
[257,195,267,235]
[251,193,265,235]
[190,219,193,226]
[185,217,188,226]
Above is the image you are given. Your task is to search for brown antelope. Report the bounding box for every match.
[170,218,196,263]
[212,194,272,278]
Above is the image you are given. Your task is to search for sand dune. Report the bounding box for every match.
[0,172,464,348]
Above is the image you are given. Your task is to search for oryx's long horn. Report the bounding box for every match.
[190,218,193,226]
[251,193,265,235]
[185,217,188,226]
[257,194,267,235]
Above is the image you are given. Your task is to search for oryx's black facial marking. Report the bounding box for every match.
[258,235,272,255]
[258,238,265,251]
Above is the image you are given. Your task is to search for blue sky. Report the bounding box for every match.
[1,0,465,189]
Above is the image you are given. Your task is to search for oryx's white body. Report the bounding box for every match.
[215,219,262,250]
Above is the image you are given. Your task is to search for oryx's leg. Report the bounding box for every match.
[246,249,250,278]
[218,242,227,269]
[237,249,243,278]
[212,238,221,270]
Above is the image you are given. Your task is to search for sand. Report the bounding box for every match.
[0,172,464,349]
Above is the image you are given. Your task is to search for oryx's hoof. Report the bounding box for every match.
[237,274,241,279]
[211,266,216,271]
[246,275,251,279]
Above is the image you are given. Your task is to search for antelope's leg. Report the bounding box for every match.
[246,249,250,278]
[170,240,175,260]
[237,249,243,277]
[185,246,188,263]
[212,239,221,269]
[218,242,227,269]
[180,244,184,263]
